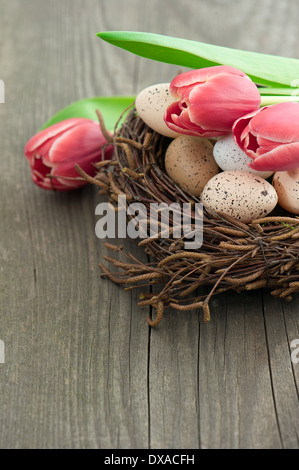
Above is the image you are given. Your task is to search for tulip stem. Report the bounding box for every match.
[260,95,299,106]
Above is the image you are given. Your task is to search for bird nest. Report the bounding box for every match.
[80,107,299,326]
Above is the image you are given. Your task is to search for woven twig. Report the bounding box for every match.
[86,108,299,325]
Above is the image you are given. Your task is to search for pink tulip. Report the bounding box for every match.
[25,118,113,191]
[164,66,261,138]
[233,102,299,171]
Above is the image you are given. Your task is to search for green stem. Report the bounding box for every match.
[258,87,298,96]
[260,95,299,106]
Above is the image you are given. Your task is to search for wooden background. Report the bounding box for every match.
[0,0,298,449]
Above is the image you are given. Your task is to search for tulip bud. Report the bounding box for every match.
[25,118,114,191]
[233,102,299,171]
[164,66,261,138]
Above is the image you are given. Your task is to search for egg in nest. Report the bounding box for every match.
[135,83,181,138]
[272,169,299,215]
[213,134,274,180]
[165,135,220,197]
[201,170,278,223]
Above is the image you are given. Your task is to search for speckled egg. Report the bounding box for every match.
[213,134,274,179]
[272,169,299,215]
[165,136,220,197]
[201,170,278,222]
[135,83,181,138]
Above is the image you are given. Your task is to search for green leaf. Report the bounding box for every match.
[97,31,299,87]
[40,96,136,132]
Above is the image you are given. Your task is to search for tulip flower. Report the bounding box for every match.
[233,102,299,171]
[164,66,261,138]
[25,118,113,191]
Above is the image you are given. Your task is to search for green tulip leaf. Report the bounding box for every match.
[40,96,136,132]
[97,31,299,88]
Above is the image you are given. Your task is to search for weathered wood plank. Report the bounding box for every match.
[148,307,201,449]
[0,0,298,450]
[263,294,299,449]
[198,292,282,449]
[0,0,150,449]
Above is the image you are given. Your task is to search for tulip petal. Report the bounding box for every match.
[48,120,106,164]
[174,108,204,132]
[249,142,299,171]
[164,101,199,135]
[164,101,225,137]
[233,108,267,153]
[29,155,69,191]
[51,150,103,188]
[167,66,261,138]
[25,117,114,191]
[51,143,114,189]
[249,102,299,143]
[234,103,299,171]
[187,74,261,131]
[169,65,246,98]
[172,83,200,100]
[255,135,286,156]
[24,118,85,157]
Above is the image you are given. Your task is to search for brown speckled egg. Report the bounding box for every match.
[165,136,220,197]
[201,170,278,222]
[272,169,299,215]
[135,83,181,138]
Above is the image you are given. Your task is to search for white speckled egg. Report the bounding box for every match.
[135,83,181,138]
[165,136,220,197]
[272,169,299,215]
[213,134,274,179]
[201,170,278,223]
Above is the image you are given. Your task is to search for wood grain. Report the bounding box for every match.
[0,0,298,449]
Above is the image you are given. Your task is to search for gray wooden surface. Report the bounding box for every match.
[0,0,298,449]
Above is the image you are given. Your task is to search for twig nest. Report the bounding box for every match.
[91,110,299,325]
